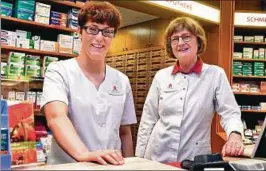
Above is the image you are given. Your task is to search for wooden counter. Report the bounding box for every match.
[12,157,184,170]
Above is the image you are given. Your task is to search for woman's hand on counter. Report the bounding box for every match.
[79,150,124,165]
[222,132,244,157]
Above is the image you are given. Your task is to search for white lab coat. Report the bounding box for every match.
[41,58,137,164]
[135,63,243,163]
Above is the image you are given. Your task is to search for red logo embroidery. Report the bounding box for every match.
[113,85,117,91]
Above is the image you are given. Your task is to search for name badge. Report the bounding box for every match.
[163,83,178,93]
[109,85,123,96]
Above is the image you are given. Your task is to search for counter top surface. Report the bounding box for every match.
[12,157,184,170]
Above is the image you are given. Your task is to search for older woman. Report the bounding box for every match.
[41,1,136,165]
[136,17,244,163]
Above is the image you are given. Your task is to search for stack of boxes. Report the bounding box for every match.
[68,8,79,29]
[14,0,35,21]
[42,56,58,77]
[16,30,31,49]
[1,30,16,47]
[24,55,41,78]
[258,48,265,59]
[254,62,265,76]
[1,28,80,54]
[233,61,266,76]
[7,52,25,79]
[233,61,242,76]
[3,52,58,79]
[73,32,81,55]
[1,2,13,17]
[243,47,253,59]
[40,40,57,52]
[58,34,74,54]
[50,11,68,27]
[233,35,266,60]
[34,2,51,25]
[242,62,253,76]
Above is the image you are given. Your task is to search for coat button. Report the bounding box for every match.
[180,97,183,100]
[184,76,186,79]
[183,88,186,90]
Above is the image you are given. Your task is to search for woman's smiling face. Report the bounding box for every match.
[80,21,115,61]
[170,29,198,62]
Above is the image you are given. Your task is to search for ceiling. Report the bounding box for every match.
[115,6,158,28]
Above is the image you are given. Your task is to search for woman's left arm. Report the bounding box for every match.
[120,125,134,157]
[120,77,137,157]
[213,68,244,156]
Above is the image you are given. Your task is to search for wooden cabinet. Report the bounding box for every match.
[232,25,266,145]
[109,18,169,53]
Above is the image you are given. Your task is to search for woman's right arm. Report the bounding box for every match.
[43,101,90,161]
[135,76,160,157]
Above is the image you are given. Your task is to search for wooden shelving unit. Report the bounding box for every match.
[48,0,82,8]
[241,110,266,113]
[234,92,266,96]
[1,16,77,33]
[234,41,266,45]
[2,45,77,58]
[233,58,266,62]
[233,75,266,79]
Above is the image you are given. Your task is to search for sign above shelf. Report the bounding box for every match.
[145,1,220,23]
[235,12,266,27]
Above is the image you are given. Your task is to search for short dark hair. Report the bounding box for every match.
[165,17,207,59]
[78,1,121,33]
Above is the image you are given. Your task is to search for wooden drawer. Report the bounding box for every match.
[151,63,162,70]
[126,71,136,78]
[126,59,135,65]
[136,84,148,90]
[105,57,114,62]
[136,77,149,83]
[116,67,125,72]
[137,58,149,65]
[126,53,136,60]
[136,97,145,103]
[137,71,148,77]
[115,55,125,61]
[126,66,136,72]
[151,49,164,56]
[137,65,147,71]
[115,61,124,67]
[129,78,136,84]
[150,57,163,64]
[138,52,149,58]
[136,90,147,96]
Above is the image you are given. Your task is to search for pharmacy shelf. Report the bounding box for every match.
[1,16,77,33]
[1,77,44,82]
[241,110,266,113]
[1,45,77,58]
[233,58,266,62]
[234,92,266,96]
[234,41,266,45]
[48,0,83,8]
[233,75,266,79]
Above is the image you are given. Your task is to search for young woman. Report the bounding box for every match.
[41,1,136,165]
[136,17,244,163]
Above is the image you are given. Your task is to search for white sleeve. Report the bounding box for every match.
[121,77,137,125]
[41,62,69,110]
[214,68,244,138]
[135,76,160,157]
